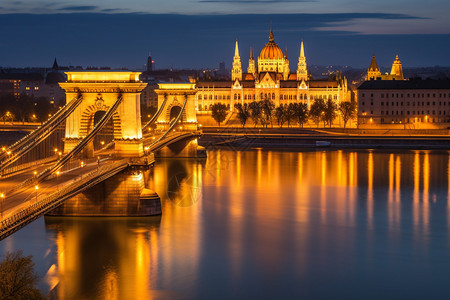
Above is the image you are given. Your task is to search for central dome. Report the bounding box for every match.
[259,25,284,60]
[260,41,284,60]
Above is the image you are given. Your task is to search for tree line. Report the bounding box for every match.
[0,93,61,124]
[211,98,357,128]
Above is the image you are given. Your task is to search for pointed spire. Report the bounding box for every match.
[369,53,379,71]
[285,47,288,59]
[52,57,59,70]
[269,22,274,42]
[300,40,305,58]
[250,47,254,59]
[234,39,240,57]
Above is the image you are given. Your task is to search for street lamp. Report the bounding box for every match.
[35,185,39,205]
[1,193,5,218]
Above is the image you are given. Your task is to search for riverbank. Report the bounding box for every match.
[199,128,450,150]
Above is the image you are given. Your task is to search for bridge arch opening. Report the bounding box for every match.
[92,110,114,151]
[169,106,182,123]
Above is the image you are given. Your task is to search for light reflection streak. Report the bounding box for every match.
[413,152,420,234]
[367,151,373,228]
[423,152,430,234]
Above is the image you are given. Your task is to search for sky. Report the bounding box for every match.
[0,0,449,69]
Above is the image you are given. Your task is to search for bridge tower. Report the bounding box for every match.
[60,72,147,157]
[154,83,198,131]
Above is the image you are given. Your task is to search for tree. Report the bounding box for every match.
[275,105,286,127]
[309,99,326,128]
[339,101,357,128]
[260,98,275,128]
[284,103,296,128]
[211,103,228,126]
[324,98,337,128]
[0,250,44,300]
[248,101,261,127]
[292,102,309,128]
[235,103,250,128]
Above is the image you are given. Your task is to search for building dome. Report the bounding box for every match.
[259,25,284,60]
[260,41,284,59]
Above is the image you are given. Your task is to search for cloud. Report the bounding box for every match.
[199,0,315,2]
[102,9,126,13]
[57,6,98,12]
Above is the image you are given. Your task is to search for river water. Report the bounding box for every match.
[2,149,450,299]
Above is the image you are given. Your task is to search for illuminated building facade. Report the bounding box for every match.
[358,79,450,125]
[195,25,350,111]
[366,54,405,81]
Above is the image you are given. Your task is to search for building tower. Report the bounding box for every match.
[296,41,308,81]
[247,47,256,76]
[232,39,242,81]
[147,51,153,72]
[367,54,381,80]
[283,48,290,80]
[390,54,404,80]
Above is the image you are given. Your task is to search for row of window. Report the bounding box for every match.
[198,93,338,101]
[363,110,445,116]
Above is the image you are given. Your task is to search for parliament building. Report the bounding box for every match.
[195,25,350,111]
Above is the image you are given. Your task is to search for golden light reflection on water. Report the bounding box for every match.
[36,149,450,299]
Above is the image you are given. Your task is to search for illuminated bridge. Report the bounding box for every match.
[0,72,202,240]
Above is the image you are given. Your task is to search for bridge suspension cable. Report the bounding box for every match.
[36,93,124,183]
[0,92,83,172]
[150,94,188,147]
[142,94,168,132]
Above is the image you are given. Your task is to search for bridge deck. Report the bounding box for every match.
[0,154,155,240]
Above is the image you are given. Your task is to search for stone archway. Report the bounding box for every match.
[60,71,147,157]
[154,83,198,131]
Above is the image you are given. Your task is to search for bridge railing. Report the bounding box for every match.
[0,93,83,171]
[0,159,130,240]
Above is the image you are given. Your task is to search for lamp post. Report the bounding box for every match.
[35,185,39,205]
[1,193,5,219]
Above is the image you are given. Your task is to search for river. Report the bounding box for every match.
[1,149,450,299]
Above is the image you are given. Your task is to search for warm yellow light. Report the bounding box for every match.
[6,151,11,155]
[56,171,60,175]
[58,152,62,156]
[54,148,58,152]
[369,118,373,123]
[35,185,39,190]
[152,137,155,140]
[179,126,182,129]
[0,193,4,198]
[101,141,105,145]
[1,147,5,151]
[33,171,37,175]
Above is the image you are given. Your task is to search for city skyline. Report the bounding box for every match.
[0,1,449,69]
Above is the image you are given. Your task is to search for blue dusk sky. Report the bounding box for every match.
[0,0,449,69]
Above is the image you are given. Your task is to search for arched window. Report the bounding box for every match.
[272,93,275,100]
[198,94,202,100]
[198,104,202,111]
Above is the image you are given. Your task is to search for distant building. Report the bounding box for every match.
[147,52,153,73]
[0,58,66,104]
[357,79,450,125]
[196,24,350,112]
[366,54,404,81]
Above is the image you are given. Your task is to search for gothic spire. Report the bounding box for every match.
[234,39,240,57]
[300,40,305,58]
[269,22,274,42]
[250,47,254,60]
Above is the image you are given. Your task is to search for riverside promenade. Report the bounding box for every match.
[199,127,450,150]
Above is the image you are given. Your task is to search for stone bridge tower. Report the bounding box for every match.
[59,71,147,157]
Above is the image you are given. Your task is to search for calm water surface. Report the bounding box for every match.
[2,149,450,299]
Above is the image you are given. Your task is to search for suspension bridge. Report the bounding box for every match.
[0,72,202,240]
